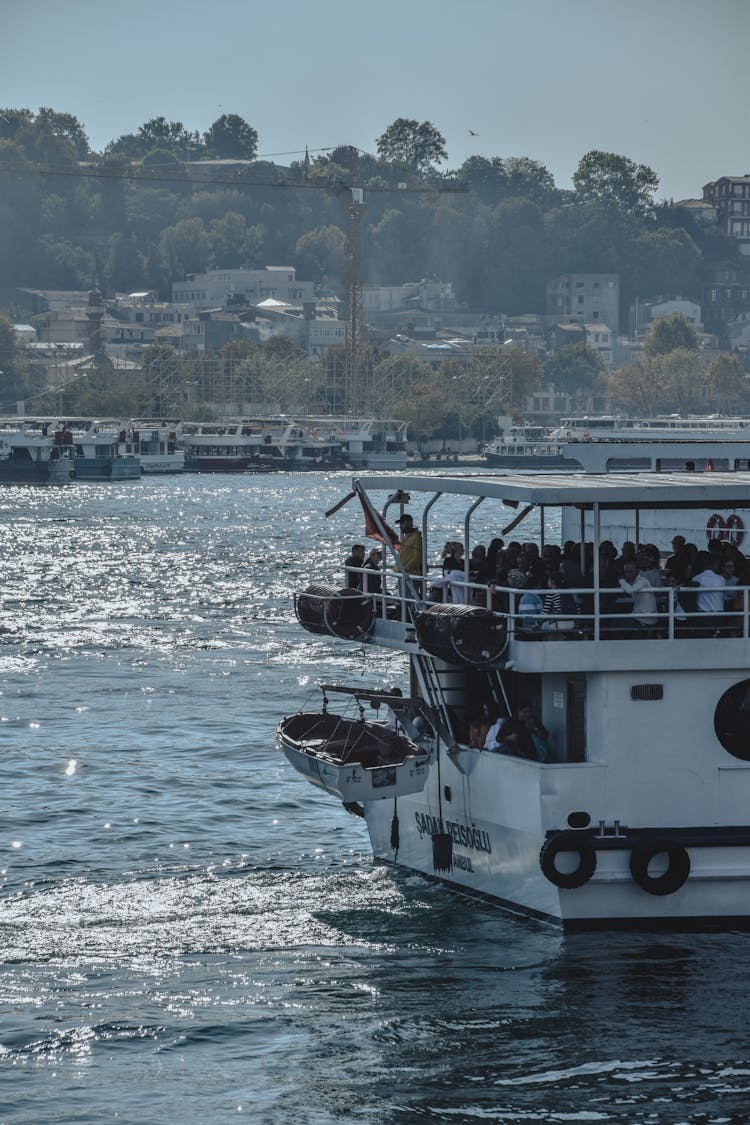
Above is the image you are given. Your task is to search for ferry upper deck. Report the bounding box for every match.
[330,470,750,674]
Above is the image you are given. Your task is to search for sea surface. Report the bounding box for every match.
[2,471,750,1125]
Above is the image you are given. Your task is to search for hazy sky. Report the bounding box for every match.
[3,0,748,202]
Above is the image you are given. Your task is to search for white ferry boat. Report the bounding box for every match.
[484,416,750,471]
[0,418,76,483]
[65,419,141,480]
[484,423,576,469]
[280,467,750,928]
[180,421,277,473]
[299,417,410,470]
[122,420,184,473]
[180,417,409,472]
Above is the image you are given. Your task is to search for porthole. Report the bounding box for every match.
[714,679,750,760]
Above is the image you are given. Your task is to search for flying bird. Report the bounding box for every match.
[468,129,479,136]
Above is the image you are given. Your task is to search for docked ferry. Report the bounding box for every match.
[279,466,750,928]
[65,419,141,480]
[180,417,409,472]
[122,420,185,473]
[484,415,750,471]
[0,418,76,483]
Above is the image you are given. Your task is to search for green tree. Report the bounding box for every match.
[203,114,258,159]
[158,218,212,279]
[37,107,90,159]
[375,118,447,174]
[61,364,151,416]
[644,312,699,356]
[208,211,254,268]
[103,131,149,160]
[0,314,23,390]
[608,356,665,415]
[503,156,557,206]
[391,378,450,445]
[706,352,748,409]
[457,155,507,203]
[656,347,706,413]
[633,228,701,301]
[139,117,192,154]
[294,224,345,281]
[544,342,604,399]
[126,187,183,245]
[0,108,33,141]
[37,237,94,288]
[105,233,146,292]
[573,150,659,217]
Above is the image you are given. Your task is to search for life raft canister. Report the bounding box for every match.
[539,830,596,889]
[629,836,690,896]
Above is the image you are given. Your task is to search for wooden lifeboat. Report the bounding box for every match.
[277,712,431,801]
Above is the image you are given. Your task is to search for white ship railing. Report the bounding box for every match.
[345,564,750,642]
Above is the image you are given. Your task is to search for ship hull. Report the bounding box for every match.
[364,748,750,929]
[484,452,581,469]
[184,456,275,473]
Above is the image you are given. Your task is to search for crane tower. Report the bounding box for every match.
[344,188,365,416]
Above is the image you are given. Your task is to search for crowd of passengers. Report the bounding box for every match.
[345,533,750,637]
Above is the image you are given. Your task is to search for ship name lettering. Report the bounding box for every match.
[414,813,491,854]
[453,853,473,872]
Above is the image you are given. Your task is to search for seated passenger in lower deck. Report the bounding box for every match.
[493,703,551,762]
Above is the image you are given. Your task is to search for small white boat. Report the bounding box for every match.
[277,710,432,802]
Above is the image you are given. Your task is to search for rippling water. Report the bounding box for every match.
[2,473,750,1124]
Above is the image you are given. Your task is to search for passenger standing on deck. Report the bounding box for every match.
[618,560,658,630]
[344,544,365,589]
[363,547,383,595]
[395,514,423,579]
[692,551,726,634]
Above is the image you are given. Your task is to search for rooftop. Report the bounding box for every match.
[356,470,750,510]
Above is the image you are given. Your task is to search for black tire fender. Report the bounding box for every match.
[539,831,597,889]
[629,836,690,896]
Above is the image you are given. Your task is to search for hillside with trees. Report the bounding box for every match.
[0,108,747,433]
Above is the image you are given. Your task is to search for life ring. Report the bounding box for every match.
[539,831,596,889]
[726,514,745,546]
[629,836,690,896]
[706,513,727,542]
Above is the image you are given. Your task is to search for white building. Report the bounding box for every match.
[363,280,454,315]
[546,274,620,334]
[583,323,613,367]
[172,267,315,309]
[630,297,703,338]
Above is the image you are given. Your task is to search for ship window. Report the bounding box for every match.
[631,684,664,701]
[714,679,750,760]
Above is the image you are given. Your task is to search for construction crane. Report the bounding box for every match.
[4,157,467,414]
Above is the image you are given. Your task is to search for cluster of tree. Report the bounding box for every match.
[0,106,737,320]
[609,315,749,415]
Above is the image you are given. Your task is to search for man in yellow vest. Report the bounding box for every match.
[395,513,423,578]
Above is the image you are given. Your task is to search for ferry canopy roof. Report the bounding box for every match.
[356,472,750,510]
